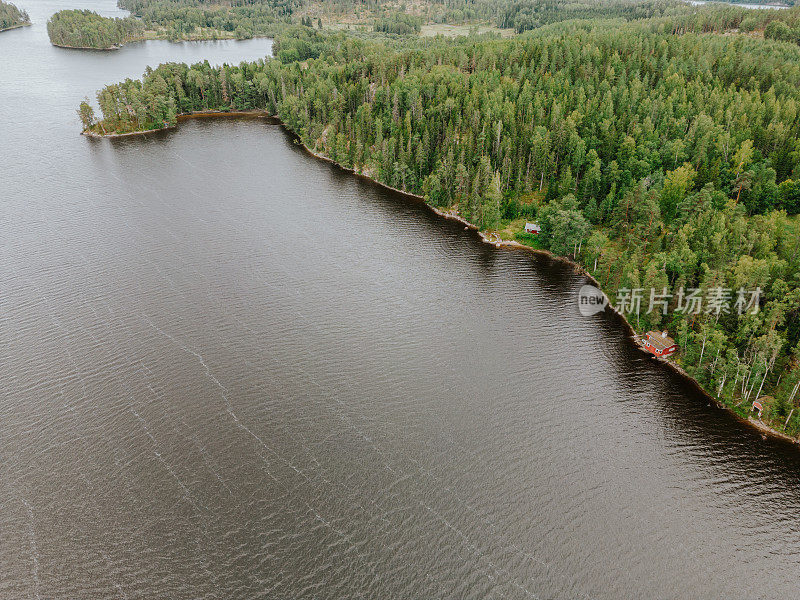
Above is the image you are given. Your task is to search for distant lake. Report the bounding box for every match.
[1,1,799,598]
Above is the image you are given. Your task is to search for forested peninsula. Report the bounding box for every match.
[0,0,29,32]
[80,11,800,440]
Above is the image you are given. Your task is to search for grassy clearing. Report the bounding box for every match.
[481,216,545,249]
[420,23,515,37]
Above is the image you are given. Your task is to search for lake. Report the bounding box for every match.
[1,1,799,598]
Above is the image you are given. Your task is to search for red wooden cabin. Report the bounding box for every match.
[642,331,678,357]
[752,400,763,418]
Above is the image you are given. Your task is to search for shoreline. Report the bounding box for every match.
[83,124,173,137]
[52,42,120,50]
[0,22,31,33]
[82,109,268,137]
[53,32,272,51]
[284,126,800,448]
[85,111,799,447]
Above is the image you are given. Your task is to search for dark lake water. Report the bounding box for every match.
[2,2,800,598]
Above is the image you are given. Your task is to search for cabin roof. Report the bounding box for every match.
[645,331,676,350]
[525,222,541,230]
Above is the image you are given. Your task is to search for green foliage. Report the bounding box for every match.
[765,19,797,43]
[661,164,696,223]
[273,25,325,62]
[778,178,800,213]
[514,231,543,247]
[48,0,292,47]
[47,9,145,48]
[496,0,679,33]
[117,0,291,41]
[0,0,28,30]
[539,194,590,256]
[765,17,800,44]
[77,99,95,130]
[373,12,422,35]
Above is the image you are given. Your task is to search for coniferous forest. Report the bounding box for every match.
[0,0,29,31]
[81,6,800,438]
[46,0,800,47]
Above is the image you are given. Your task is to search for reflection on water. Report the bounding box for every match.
[1,1,799,599]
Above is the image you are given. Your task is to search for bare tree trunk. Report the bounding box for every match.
[750,358,769,403]
[742,363,753,398]
[754,371,767,405]
[783,408,795,431]
[788,380,800,405]
[698,331,707,366]
[747,377,758,403]
[711,346,721,374]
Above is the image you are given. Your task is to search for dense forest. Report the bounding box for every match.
[108,0,794,38]
[47,9,145,48]
[373,12,423,35]
[82,13,800,437]
[43,0,800,48]
[0,0,29,31]
[293,0,796,34]
[117,0,293,41]
[293,0,685,31]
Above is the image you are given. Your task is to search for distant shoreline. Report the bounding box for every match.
[52,33,272,51]
[82,111,800,448]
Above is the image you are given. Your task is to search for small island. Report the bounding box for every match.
[47,9,145,49]
[46,0,287,49]
[0,0,30,32]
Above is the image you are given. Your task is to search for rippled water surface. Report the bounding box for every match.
[2,2,800,598]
